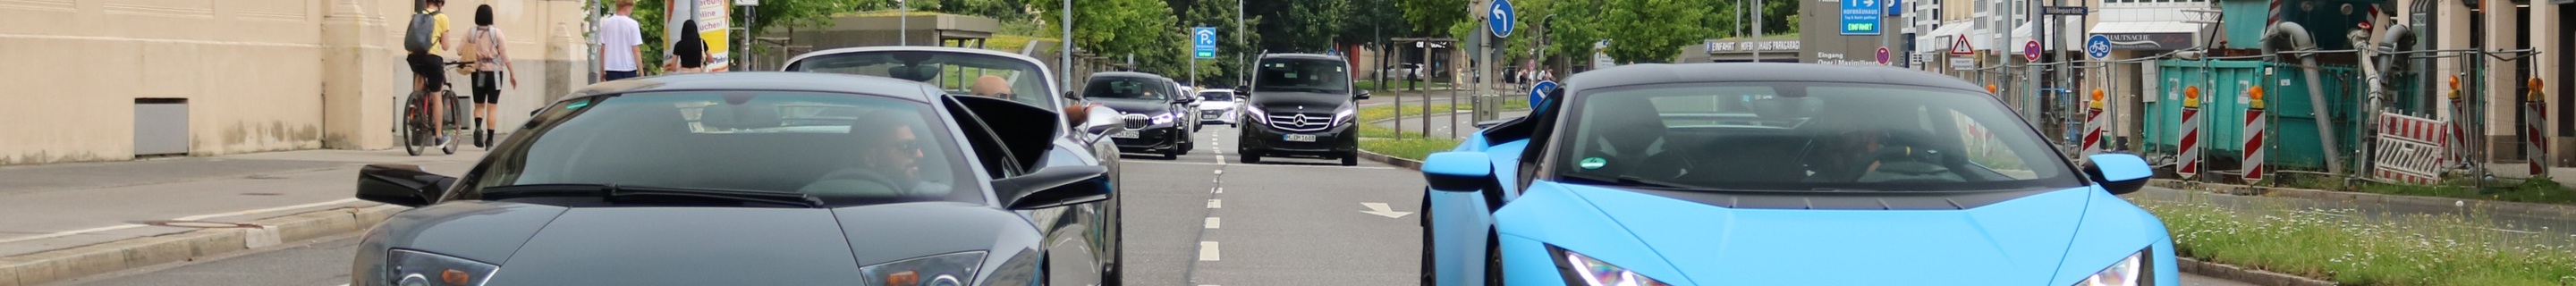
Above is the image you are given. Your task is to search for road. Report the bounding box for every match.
[60,125,2250,286]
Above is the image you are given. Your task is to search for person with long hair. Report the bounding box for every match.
[665,20,713,73]
[462,4,517,147]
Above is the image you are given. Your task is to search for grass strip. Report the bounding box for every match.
[2139,196,2576,285]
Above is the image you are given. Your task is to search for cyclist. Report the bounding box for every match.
[404,0,454,146]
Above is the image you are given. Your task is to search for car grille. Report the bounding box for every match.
[1265,112,1334,131]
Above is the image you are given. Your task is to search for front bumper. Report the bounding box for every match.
[1111,125,1186,151]
[1238,121,1358,156]
[1196,109,1237,124]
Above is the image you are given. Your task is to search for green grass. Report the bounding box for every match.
[2140,196,2576,285]
[2273,175,2576,206]
[1355,80,1453,91]
[1351,97,1532,161]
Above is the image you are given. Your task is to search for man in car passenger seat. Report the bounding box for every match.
[971,75,1014,100]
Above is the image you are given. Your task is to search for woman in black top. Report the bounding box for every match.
[666,20,711,73]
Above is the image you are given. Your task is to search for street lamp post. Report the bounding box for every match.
[898,0,908,46]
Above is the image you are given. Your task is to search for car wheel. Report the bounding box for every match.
[1485,231,1504,286]
[1164,147,1181,160]
[1240,151,1261,164]
[1419,193,1436,286]
[1342,152,1360,166]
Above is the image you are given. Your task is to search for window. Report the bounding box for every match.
[471,92,979,206]
[1555,82,2080,191]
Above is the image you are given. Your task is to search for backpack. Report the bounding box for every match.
[453,27,487,74]
[402,11,440,54]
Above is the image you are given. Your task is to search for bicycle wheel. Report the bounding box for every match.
[440,92,459,155]
[402,92,425,156]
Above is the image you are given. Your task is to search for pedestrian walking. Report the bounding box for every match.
[597,0,643,81]
[462,4,518,147]
[664,20,713,74]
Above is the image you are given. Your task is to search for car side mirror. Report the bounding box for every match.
[999,165,1113,210]
[1355,89,1372,100]
[355,164,456,206]
[2083,153,2152,195]
[1422,152,1493,191]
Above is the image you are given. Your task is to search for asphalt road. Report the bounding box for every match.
[62,124,2252,286]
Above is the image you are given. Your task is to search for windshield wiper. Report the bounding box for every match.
[1560,173,1699,189]
[482,183,826,207]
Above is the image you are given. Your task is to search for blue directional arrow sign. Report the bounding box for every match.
[1192,27,1218,59]
[1529,80,1557,104]
[1488,0,1514,38]
[1840,0,1882,35]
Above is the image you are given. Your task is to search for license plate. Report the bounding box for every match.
[1201,114,1219,119]
[1113,130,1140,139]
[1283,134,1318,142]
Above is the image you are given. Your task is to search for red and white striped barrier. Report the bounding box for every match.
[2179,87,2204,179]
[2081,89,2106,156]
[2242,87,2267,181]
[2373,113,2453,185]
[2525,79,2548,175]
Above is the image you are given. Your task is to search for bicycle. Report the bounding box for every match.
[394,61,479,156]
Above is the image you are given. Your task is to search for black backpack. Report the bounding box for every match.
[402,11,440,54]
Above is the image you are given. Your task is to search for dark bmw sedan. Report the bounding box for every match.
[348,72,1138,286]
[1082,72,1197,159]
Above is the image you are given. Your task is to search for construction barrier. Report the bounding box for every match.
[2179,86,2203,179]
[2523,79,2547,175]
[2243,87,2267,182]
[2373,112,2454,184]
[2082,89,2106,156]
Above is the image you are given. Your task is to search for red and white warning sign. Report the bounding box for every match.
[2372,113,2453,185]
[1951,36,1974,55]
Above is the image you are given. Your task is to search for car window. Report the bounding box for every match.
[785,51,1055,109]
[1555,82,2080,191]
[1199,91,1234,101]
[470,91,979,206]
[1083,77,1170,100]
[1254,58,1350,94]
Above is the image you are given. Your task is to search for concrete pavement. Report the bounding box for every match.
[0,148,481,286]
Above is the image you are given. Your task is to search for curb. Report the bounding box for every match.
[1358,149,1423,171]
[2148,179,2576,219]
[2179,257,2340,286]
[0,205,405,286]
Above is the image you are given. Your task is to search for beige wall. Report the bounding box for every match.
[0,0,589,165]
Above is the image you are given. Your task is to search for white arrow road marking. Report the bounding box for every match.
[1360,202,1413,218]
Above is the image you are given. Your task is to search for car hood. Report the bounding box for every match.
[1502,182,2123,285]
[1090,98,1173,114]
[1244,91,1350,112]
[438,202,1036,285]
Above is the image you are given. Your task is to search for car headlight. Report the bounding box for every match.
[1333,105,1357,126]
[386,249,499,286]
[1552,247,1674,286]
[2075,249,2148,286]
[1244,105,1269,123]
[860,251,987,286]
[1151,114,1176,125]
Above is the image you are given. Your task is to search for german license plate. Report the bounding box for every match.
[1283,134,1318,142]
[1113,130,1140,139]
[1201,114,1219,120]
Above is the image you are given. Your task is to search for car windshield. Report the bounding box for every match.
[784,51,1055,109]
[1554,82,2082,191]
[1254,58,1350,94]
[1083,77,1171,100]
[1199,91,1234,101]
[468,91,979,206]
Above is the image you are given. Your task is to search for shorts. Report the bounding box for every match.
[405,54,446,92]
[604,70,639,81]
[470,72,502,104]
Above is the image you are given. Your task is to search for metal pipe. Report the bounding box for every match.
[2262,21,2343,175]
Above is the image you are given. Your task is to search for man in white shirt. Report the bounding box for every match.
[597,0,643,81]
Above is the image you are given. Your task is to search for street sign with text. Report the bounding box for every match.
[1840,0,1882,35]
[1192,27,1217,59]
[2042,5,2088,15]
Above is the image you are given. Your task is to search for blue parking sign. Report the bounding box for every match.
[1192,27,1217,59]
[1840,0,1881,35]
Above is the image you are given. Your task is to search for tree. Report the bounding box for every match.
[1401,0,1471,37]
[1248,0,1348,52]
[1035,0,1186,73]
[1597,0,1710,63]
[1176,0,1261,85]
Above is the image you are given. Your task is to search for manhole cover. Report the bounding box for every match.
[138,220,263,229]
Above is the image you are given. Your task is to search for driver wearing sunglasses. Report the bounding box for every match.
[803,111,945,198]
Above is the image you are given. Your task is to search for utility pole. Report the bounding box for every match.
[1752,0,1763,61]
[1061,0,1072,93]
[898,0,908,46]
[1237,0,1246,88]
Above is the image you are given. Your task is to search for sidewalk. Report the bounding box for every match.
[0,148,483,285]
[2476,163,2576,186]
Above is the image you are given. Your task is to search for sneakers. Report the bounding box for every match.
[472,119,487,147]
[434,135,449,146]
